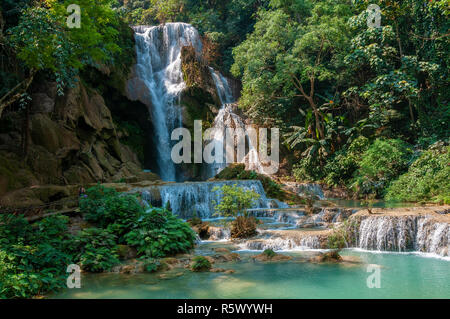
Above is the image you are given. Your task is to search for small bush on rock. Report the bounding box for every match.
[263,249,276,259]
[191,256,211,272]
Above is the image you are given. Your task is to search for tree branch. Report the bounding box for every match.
[0,69,36,118]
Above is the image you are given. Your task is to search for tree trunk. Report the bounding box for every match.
[309,98,324,139]
[21,102,30,157]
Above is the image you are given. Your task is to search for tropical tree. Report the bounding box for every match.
[213,184,260,218]
[1,0,121,117]
[232,0,353,140]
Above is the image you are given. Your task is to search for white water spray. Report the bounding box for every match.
[131,23,202,181]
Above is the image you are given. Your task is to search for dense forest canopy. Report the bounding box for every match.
[0,0,449,202]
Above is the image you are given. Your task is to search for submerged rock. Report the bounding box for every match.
[213,248,231,253]
[252,251,292,262]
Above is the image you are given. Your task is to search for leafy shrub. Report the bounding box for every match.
[386,143,450,203]
[213,184,260,218]
[0,215,73,298]
[191,256,211,272]
[80,185,144,239]
[215,164,246,179]
[72,228,119,273]
[324,136,370,186]
[327,219,359,249]
[140,258,163,273]
[215,164,283,199]
[351,139,413,197]
[213,184,260,239]
[293,156,324,182]
[237,170,282,199]
[263,249,276,259]
[319,250,342,262]
[124,207,196,258]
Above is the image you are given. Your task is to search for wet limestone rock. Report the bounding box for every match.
[309,250,343,263]
[0,79,152,201]
[252,250,292,262]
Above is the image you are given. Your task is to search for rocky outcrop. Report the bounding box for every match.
[0,78,160,205]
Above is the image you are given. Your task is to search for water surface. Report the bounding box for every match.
[53,247,450,299]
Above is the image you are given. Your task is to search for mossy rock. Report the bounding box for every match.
[0,152,37,196]
[252,251,292,262]
[190,256,212,272]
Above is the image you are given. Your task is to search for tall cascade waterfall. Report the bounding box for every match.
[130,23,203,181]
[139,180,270,219]
[208,68,265,177]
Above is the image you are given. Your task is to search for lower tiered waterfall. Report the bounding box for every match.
[355,215,449,256]
[138,180,270,219]
[241,236,323,251]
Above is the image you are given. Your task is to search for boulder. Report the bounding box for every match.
[309,250,343,263]
[214,253,240,262]
[213,248,231,254]
[117,245,137,260]
[32,93,55,114]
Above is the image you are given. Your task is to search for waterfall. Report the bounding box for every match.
[130,23,203,181]
[138,180,270,219]
[209,67,233,105]
[207,68,265,177]
[356,216,449,256]
[241,235,323,251]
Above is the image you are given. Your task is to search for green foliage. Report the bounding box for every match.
[324,136,370,186]
[80,184,144,239]
[124,207,196,258]
[148,0,184,23]
[292,156,324,182]
[352,139,413,197]
[140,257,163,273]
[6,0,121,94]
[7,7,76,94]
[72,228,119,273]
[237,170,282,199]
[345,0,449,140]
[215,164,282,199]
[386,143,450,203]
[191,256,211,272]
[213,184,260,218]
[0,215,73,298]
[327,219,358,249]
[232,1,352,131]
[263,248,276,258]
